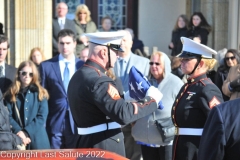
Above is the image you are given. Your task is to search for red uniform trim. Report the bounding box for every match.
[172,136,179,160]
[172,84,189,160]
[84,64,102,76]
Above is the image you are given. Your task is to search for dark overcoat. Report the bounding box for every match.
[187,26,209,45]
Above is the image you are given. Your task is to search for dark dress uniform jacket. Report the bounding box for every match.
[171,74,223,160]
[68,59,158,156]
[198,99,240,160]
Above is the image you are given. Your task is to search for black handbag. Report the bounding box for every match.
[153,112,175,143]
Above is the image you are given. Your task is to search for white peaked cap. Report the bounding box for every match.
[84,32,126,45]
[180,37,217,58]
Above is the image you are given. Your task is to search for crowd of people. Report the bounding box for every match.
[0,2,240,160]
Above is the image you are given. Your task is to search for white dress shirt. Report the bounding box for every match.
[58,54,76,81]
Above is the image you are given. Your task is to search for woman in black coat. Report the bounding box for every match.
[187,12,211,45]
[215,49,240,101]
[169,15,188,56]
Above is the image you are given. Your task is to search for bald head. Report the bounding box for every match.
[125,28,134,39]
[56,2,68,18]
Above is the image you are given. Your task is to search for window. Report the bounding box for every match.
[98,0,127,30]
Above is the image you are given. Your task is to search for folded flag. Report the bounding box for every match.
[128,66,164,109]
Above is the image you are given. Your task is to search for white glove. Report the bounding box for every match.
[146,86,163,104]
[124,91,136,102]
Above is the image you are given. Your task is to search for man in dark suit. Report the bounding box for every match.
[40,29,84,149]
[198,99,240,160]
[0,35,17,94]
[52,2,76,57]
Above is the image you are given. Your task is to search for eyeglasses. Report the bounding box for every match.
[19,71,33,77]
[149,62,160,66]
[225,56,235,61]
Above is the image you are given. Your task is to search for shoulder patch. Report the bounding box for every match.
[209,96,220,109]
[107,83,121,100]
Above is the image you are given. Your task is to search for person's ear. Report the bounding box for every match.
[73,41,77,48]
[199,60,204,68]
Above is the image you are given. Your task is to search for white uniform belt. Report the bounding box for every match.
[175,128,203,136]
[78,122,121,135]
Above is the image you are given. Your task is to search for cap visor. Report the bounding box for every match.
[176,52,201,59]
[118,48,124,52]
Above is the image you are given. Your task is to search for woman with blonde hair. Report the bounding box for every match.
[4,60,50,150]
[171,37,223,160]
[29,47,45,70]
[139,51,183,160]
[73,4,97,55]
[169,15,188,56]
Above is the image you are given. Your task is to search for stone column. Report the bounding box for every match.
[5,0,52,67]
[228,0,240,50]
[0,0,4,33]
[201,0,228,51]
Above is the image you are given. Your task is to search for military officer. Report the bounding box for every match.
[67,32,162,156]
[171,37,224,160]
[198,98,240,160]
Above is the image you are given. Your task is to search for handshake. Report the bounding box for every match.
[229,75,240,92]
[124,66,164,109]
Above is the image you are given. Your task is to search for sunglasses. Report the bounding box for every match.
[19,71,33,77]
[149,62,160,66]
[225,56,235,61]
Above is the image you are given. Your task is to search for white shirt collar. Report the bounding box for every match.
[58,17,66,24]
[58,54,75,64]
[119,52,131,63]
[0,61,6,69]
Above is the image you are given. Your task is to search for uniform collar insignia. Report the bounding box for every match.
[187,73,207,84]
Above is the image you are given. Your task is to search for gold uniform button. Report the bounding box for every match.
[176,99,178,103]
[181,93,183,96]
[172,107,175,110]
[172,115,174,119]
